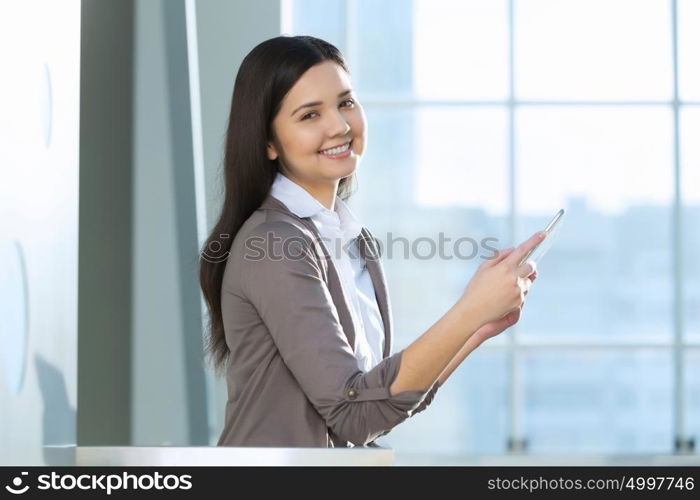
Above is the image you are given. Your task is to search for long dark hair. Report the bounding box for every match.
[199,35,356,375]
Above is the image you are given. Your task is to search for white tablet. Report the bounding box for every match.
[518,208,566,267]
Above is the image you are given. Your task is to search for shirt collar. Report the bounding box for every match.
[270,171,364,241]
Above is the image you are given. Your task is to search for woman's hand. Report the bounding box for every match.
[470,268,537,345]
[458,232,545,328]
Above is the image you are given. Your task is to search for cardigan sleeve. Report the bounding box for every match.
[241,220,438,447]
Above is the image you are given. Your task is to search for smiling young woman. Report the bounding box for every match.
[199,35,541,448]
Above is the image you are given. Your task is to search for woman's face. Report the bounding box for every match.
[267,60,366,187]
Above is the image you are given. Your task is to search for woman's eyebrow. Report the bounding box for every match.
[291,89,353,117]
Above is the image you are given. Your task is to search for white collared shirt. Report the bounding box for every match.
[270,172,385,372]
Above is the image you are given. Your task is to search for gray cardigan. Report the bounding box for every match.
[217,194,441,447]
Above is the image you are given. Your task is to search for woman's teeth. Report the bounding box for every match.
[319,142,351,155]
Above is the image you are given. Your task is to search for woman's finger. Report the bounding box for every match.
[506,231,547,268]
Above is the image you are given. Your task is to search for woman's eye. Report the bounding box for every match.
[301,99,355,121]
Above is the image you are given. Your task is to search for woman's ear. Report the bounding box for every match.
[266,142,278,161]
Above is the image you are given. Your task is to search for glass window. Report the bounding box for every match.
[353,0,415,98]
[516,107,674,341]
[412,0,508,100]
[681,107,700,341]
[515,0,672,100]
[413,107,509,211]
[522,350,673,453]
[678,0,700,101]
[685,350,700,446]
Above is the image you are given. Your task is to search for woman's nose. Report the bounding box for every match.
[326,110,351,136]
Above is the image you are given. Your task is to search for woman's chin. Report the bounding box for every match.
[323,159,357,178]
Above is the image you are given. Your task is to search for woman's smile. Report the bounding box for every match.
[318,139,353,159]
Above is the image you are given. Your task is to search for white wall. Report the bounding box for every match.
[0,0,80,465]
